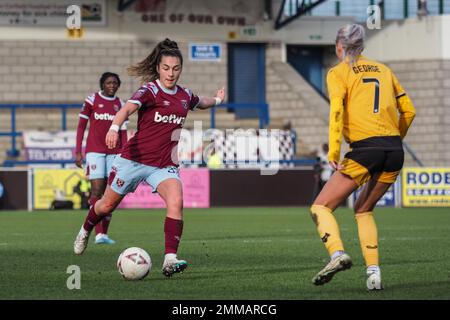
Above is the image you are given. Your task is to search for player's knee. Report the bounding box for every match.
[96,200,115,215]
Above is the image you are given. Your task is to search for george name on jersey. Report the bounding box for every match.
[352,64,381,74]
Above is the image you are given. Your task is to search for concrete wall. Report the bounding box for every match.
[363,15,450,166]
[266,43,330,156]
[0,0,354,164]
[1,3,449,166]
[365,15,449,61]
[0,37,329,163]
[387,59,450,166]
[264,15,450,165]
[0,39,228,164]
[0,40,226,103]
[0,0,351,44]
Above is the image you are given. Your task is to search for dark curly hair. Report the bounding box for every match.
[127,38,183,83]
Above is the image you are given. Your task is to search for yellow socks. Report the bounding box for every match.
[355,211,379,267]
[310,205,344,256]
[310,206,379,267]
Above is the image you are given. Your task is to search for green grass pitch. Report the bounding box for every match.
[0,207,449,300]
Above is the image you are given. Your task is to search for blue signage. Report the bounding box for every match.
[189,43,221,61]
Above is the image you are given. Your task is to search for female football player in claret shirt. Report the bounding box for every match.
[74,39,225,278]
[75,72,128,245]
[309,24,416,290]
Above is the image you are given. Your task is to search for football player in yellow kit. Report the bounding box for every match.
[310,24,416,290]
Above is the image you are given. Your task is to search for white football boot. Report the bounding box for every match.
[74,226,91,255]
[162,253,188,278]
[366,266,383,291]
[312,253,353,285]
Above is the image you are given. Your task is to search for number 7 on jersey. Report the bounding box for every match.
[363,78,380,113]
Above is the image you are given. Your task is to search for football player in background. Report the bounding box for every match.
[75,72,128,244]
[309,24,416,290]
[73,39,225,278]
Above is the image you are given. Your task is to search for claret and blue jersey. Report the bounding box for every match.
[122,79,200,168]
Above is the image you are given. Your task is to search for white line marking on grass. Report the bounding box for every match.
[389,237,449,241]
[382,226,450,231]
[185,238,319,244]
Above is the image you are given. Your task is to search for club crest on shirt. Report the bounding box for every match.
[181,100,188,109]
[134,88,146,99]
[116,178,124,187]
[90,164,96,171]
[167,166,179,175]
[113,104,119,112]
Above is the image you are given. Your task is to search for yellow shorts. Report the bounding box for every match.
[340,149,404,186]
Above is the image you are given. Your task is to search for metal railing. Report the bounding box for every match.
[1,103,423,168]
[2,158,317,168]
[403,142,424,167]
[1,103,270,159]
[0,104,80,157]
[2,160,76,168]
[282,0,449,22]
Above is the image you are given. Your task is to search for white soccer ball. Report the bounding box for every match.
[117,247,152,280]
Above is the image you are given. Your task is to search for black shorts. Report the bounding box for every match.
[340,136,404,186]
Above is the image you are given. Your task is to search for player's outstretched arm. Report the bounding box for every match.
[106,102,139,149]
[196,87,226,110]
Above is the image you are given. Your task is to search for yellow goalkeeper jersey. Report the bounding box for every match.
[326,55,415,162]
